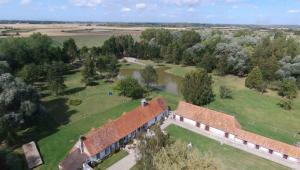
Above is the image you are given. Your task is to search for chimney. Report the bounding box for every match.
[141,99,148,107]
[79,135,86,153]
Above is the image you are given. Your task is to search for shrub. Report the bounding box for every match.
[69,99,82,106]
[219,86,232,99]
[278,80,298,99]
[278,99,293,110]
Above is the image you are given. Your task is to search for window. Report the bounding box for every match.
[283,154,288,159]
[255,145,260,149]
[269,149,273,154]
[155,117,157,122]
[180,117,184,122]
[105,147,110,155]
[173,115,175,119]
[205,125,209,131]
[243,140,247,145]
[196,122,200,127]
[225,133,229,138]
[96,152,101,159]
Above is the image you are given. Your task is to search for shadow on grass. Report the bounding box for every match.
[17,97,77,148]
[64,87,86,95]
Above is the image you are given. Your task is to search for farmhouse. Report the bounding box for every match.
[59,97,168,170]
[173,101,300,164]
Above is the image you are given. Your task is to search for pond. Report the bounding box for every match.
[118,67,183,95]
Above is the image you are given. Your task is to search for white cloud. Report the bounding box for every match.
[287,9,300,13]
[187,7,194,12]
[165,0,201,6]
[121,7,131,12]
[20,0,31,5]
[72,0,103,7]
[136,3,146,9]
[0,0,9,4]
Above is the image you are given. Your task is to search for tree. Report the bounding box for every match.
[47,62,66,95]
[141,65,158,89]
[18,64,40,84]
[153,140,219,170]
[82,55,96,86]
[80,46,89,60]
[181,69,214,106]
[0,61,10,74]
[62,38,78,63]
[135,125,171,170]
[0,73,44,145]
[245,66,264,91]
[278,80,298,99]
[219,85,232,99]
[115,77,144,99]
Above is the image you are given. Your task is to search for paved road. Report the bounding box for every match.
[107,118,300,170]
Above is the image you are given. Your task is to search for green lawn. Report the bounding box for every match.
[166,125,290,170]
[95,150,128,170]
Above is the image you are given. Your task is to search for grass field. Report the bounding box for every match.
[166,125,290,170]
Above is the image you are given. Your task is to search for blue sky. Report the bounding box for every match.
[0,0,300,25]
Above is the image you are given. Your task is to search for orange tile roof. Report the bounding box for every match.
[236,129,300,159]
[176,101,241,134]
[176,101,300,159]
[83,97,167,156]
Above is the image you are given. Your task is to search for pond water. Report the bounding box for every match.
[118,67,182,95]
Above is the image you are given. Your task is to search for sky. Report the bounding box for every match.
[0,0,300,25]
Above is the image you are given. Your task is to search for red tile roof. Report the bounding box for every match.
[176,101,300,159]
[176,101,241,134]
[83,97,167,156]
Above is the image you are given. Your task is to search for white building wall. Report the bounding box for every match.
[229,134,235,140]
[259,146,269,153]
[235,138,244,144]
[247,142,256,149]
[274,151,283,158]
[200,123,205,129]
[288,156,298,162]
[210,127,225,136]
[183,117,196,126]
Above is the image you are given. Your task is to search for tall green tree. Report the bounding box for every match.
[18,64,40,84]
[181,69,214,106]
[141,65,158,89]
[47,62,66,95]
[245,66,264,91]
[81,55,96,86]
[62,38,78,63]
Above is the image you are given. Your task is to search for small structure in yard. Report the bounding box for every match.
[22,141,43,169]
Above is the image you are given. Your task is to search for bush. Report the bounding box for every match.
[278,99,293,110]
[245,66,264,91]
[219,86,232,99]
[69,99,82,106]
[115,77,144,99]
[278,80,298,99]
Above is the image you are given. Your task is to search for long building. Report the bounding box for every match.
[174,101,300,164]
[59,97,168,170]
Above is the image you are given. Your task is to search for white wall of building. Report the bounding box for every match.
[247,142,256,149]
[259,146,269,153]
[274,151,284,158]
[183,117,196,126]
[288,156,298,162]
[229,134,235,140]
[210,127,225,137]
